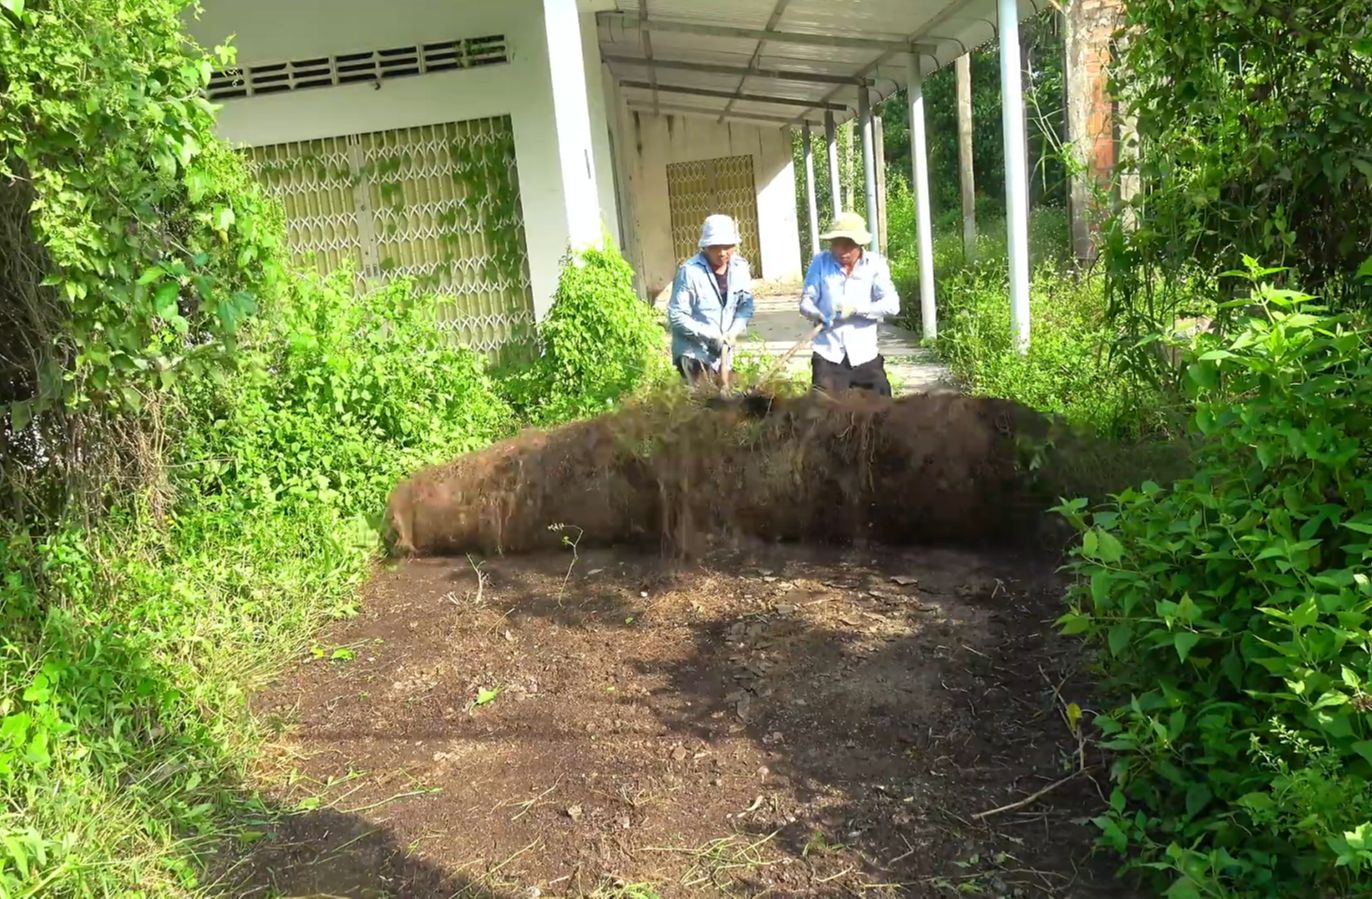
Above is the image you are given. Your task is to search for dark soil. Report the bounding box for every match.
[221,541,1125,898]
[386,393,1054,558]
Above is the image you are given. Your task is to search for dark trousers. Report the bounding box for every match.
[811,352,892,397]
[675,355,721,388]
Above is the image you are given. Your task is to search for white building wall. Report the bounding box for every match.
[612,111,803,298]
[579,10,620,246]
[187,0,601,320]
[602,73,645,293]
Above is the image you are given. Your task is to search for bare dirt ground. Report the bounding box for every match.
[221,541,1122,898]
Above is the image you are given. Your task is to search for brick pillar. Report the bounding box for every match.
[1065,0,1124,262]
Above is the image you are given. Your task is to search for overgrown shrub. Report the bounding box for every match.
[177,270,514,515]
[1,271,515,892]
[1105,0,1372,375]
[500,245,665,425]
[883,191,1164,438]
[0,0,282,420]
[936,265,1169,439]
[1059,267,1372,895]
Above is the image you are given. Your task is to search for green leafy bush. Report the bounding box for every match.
[1104,0,1372,372]
[177,270,514,515]
[0,0,283,418]
[935,265,1169,439]
[500,245,665,425]
[882,189,1164,438]
[1059,267,1372,895]
[0,271,515,892]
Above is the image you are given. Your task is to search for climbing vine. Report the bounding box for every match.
[0,0,284,423]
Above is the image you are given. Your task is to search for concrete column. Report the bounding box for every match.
[999,0,1032,353]
[907,55,937,341]
[858,87,880,254]
[802,122,821,257]
[956,54,977,263]
[542,0,603,252]
[874,114,888,252]
[1065,0,1125,261]
[824,111,841,218]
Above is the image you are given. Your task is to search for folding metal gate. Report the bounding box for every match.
[244,116,536,353]
[665,154,762,276]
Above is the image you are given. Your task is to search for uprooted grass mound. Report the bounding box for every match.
[386,390,1058,557]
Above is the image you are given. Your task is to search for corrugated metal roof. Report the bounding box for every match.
[599,0,1042,127]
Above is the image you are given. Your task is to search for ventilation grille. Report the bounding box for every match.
[208,35,509,100]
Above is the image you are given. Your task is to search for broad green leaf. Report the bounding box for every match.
[1108,624,1132,657]
[154,282,180,318]
[1238,791,1275,813]
[9,400,31,433]
[1174,631,1201,662]
[1082,529,1099,559]
[1292,597,1320,629]
[1185,781,1211,818]
[1096,530,1124,564]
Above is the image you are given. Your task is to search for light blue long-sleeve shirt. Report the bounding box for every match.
[799,249,900,367]
[667,252,755,367]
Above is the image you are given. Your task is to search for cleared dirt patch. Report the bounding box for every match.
[223,541,1121,898]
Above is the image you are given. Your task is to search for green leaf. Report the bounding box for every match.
[474,687,500,707]
[9,400,31,433]
[0,0,25,15]
[1108,624,1132,657]
[1096,530,1124,564]
[1292,597,1319,629]
[1058,611,1091,635]
[1238,791,1275,813]
[1174,631,1201,662]
[154,282,180,318]
[1185,781,1211,818]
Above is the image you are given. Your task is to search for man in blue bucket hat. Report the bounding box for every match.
[667,214,755,387]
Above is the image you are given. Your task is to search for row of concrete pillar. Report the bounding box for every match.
[796,0,1033,351]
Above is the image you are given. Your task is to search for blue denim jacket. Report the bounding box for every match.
[667,252,755,367]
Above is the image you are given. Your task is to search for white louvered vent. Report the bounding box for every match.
[208,36,509,100]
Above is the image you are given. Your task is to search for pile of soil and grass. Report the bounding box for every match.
[387,391,1058,557]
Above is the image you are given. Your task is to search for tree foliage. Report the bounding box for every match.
[0,0,282,424]
[1106,0,1372,342]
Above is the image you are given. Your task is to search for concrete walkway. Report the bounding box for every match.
[654,278,954,396]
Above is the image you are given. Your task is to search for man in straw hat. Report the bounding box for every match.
[667,213,755,387]
[799,211,900,396]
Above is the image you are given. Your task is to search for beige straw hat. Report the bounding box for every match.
[819,211,873,245]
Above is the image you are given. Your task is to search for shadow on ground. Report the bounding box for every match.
[210,802,509,898]
[228,544,1133,896]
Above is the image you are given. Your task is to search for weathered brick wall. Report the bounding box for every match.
[1065,0,1125,261]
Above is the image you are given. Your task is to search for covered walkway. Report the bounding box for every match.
[597,0,1041,351]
